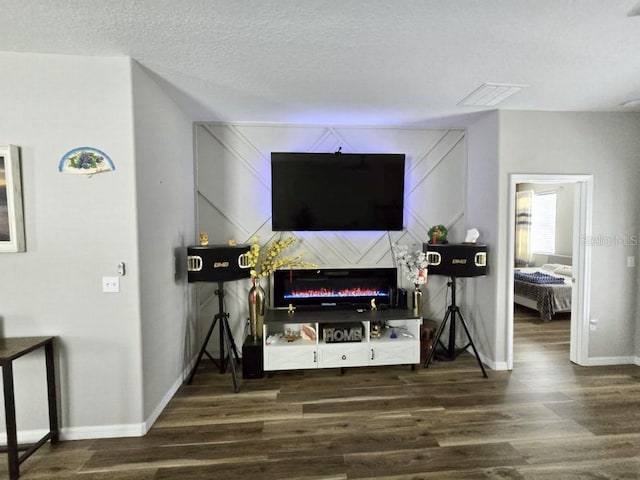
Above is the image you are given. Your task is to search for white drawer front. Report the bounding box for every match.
[318,343,369,368]
[264,345,317,371]
[370,341,420,366]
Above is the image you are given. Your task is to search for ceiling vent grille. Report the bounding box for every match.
[458,83,527,107]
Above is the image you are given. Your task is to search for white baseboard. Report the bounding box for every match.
[491,360,510,371]
[582,355,637,366]
[4,363,196,443]
[471,350,640,370]
[478,350,640,371]
[142,368,186,434]
[475,349,510,371]
[0,423,147,445]
[60,423,146,441]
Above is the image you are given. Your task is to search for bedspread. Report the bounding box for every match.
[514,271,565,284]
[514,280,572,321]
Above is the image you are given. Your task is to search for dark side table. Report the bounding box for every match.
[0,337,58,480]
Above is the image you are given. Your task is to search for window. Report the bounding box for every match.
[531,192,556,254]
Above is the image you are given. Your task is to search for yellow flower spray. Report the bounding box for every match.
[246,236,317,278]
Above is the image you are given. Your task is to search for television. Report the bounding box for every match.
[271,152,405,231]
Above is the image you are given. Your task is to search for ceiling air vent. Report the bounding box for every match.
[458,83,527,107]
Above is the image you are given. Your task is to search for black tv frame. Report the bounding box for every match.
[271,152,405,231]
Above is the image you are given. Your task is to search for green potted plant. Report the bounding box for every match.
[428,224,448,244]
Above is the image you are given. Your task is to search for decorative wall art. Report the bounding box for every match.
[58,147,115,176]
[0,145,26,252]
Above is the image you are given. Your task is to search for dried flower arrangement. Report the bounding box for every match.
[393,244,428,285]
[246,236,317,278]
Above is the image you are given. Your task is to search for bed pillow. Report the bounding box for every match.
[541,263,561,271]
[554,265,573,277]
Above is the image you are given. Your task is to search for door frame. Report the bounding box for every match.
[507,174,593,368]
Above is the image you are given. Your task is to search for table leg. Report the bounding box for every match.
[2,362,19,480]
[44,340,59,443]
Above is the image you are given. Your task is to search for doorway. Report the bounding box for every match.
[507,174,593,369]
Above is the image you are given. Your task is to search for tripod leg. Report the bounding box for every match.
[218,313,229,374]
[424,309,451,368]
[457,311,488,378]
[223,315,241,362]
[221,318,240,392]
[186,316,219,384]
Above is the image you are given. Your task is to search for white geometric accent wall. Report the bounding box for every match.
[194,123,467,353]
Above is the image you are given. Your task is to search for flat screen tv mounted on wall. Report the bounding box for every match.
[271,152,405,231]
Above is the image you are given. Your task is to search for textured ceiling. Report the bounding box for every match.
[2,0,640,123]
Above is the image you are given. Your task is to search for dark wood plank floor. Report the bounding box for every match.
[6,305,640,479]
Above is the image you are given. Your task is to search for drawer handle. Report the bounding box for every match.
[371,348,374,360]
[341,354,347,361]
[313,351,317,363]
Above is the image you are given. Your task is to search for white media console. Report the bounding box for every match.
[263,308,422,371]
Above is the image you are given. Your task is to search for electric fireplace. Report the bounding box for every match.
[272,267,399,310]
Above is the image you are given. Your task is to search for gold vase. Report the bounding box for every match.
[412,285,423,318]
[248,278,266,340]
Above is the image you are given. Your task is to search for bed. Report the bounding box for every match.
[514,263,572,321]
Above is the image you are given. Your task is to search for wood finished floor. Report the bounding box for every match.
[6,306,640,479]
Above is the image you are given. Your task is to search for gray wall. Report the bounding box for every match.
[0,52,195,441]
[0,52,142,439]
[465,111,501,367]
[131,62,196,425]
[498,111,640,362]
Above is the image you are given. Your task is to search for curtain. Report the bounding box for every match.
[515,190,533,266]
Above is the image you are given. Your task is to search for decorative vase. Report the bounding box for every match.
[248,277,266,340]
[412,285,423,318]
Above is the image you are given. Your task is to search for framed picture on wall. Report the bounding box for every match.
[0,145,25,252]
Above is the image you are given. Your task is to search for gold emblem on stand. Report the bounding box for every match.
[199,232,209,246]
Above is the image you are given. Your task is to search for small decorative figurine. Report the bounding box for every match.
[370,298,377,310]
[288,303,296,314]
[284,325,297,342]
[199,232,209,246]
[464,228,480,243]
[370,322,381,338]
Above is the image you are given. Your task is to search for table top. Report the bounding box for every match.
[0,336,55,362]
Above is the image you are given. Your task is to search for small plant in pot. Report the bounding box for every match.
[428,224,448,244]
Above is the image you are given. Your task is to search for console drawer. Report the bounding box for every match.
[264,345,317,371]
[317,343,369,368]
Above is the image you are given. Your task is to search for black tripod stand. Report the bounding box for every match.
[186,281,240,392]
[424,276,487,378]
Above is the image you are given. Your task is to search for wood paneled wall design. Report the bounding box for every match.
[194,124,467,353]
